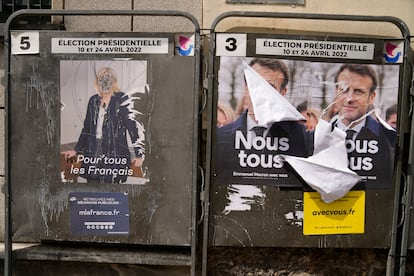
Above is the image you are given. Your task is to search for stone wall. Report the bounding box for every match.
[1,0,414,275]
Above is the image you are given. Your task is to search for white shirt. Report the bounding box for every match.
[246,113,269,137]
[96,105,107,139]
[332,114,365,141]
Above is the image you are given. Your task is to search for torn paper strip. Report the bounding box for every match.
[280,120,361,203]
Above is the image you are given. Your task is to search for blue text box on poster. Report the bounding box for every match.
[69,192,129,235]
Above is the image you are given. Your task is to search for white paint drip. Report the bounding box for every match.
[25,65,56,145]
[121,84,148,156]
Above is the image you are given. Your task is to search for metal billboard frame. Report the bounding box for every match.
[4,9,201,276]
[203,11,412,276]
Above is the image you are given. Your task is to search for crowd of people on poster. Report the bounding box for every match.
[215,57,399,189]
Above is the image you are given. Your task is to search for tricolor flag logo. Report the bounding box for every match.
[175,34,194,56]
[383,41,403,63]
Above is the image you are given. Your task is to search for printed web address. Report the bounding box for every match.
[312,208,356,216]
[79,209,120,216]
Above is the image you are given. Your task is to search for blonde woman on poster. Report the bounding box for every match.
[62,67,144,184]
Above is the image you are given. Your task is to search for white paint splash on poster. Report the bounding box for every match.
[284,211,304,226]
[121,84,147,156]
[223,184,266,214]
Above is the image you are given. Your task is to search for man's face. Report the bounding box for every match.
[245,63,287,114]
[335,69,376,126]
[387,113,397,129]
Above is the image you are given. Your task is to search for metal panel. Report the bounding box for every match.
[8,35,195,244]
[203,12,412,276]
[398,43,414,275]
[4,9,201,276]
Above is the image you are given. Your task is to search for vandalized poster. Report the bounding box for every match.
[214,57,399,190]
[60,60,148,185]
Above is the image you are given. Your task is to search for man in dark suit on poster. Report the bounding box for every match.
[327,64,397,188]
[214,58,312,187]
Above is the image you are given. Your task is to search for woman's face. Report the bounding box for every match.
[98,71,115,94]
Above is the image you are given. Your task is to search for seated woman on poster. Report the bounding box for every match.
[62,67,145,184]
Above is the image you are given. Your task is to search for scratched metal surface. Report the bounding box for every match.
[209,184,395,247]
[8,32,196,245]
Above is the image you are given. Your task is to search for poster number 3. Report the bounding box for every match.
[216,33,247,56]
[225,37,238,52]
[11,32,40,55]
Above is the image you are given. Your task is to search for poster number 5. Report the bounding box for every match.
[216,33,246,56]
[11,32,40,55]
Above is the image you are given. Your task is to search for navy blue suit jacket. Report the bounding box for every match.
[214,111,312,187]
[346,115,396,188]
[75,92,143,183]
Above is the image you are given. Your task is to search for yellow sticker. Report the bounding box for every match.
[303,190,365,235]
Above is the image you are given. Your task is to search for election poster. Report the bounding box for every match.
[60,60,149,185]
[214,56,399,189]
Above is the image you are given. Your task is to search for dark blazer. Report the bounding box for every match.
[214,111,312,187]
[75,92,143,183]
[346,115,396,188]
